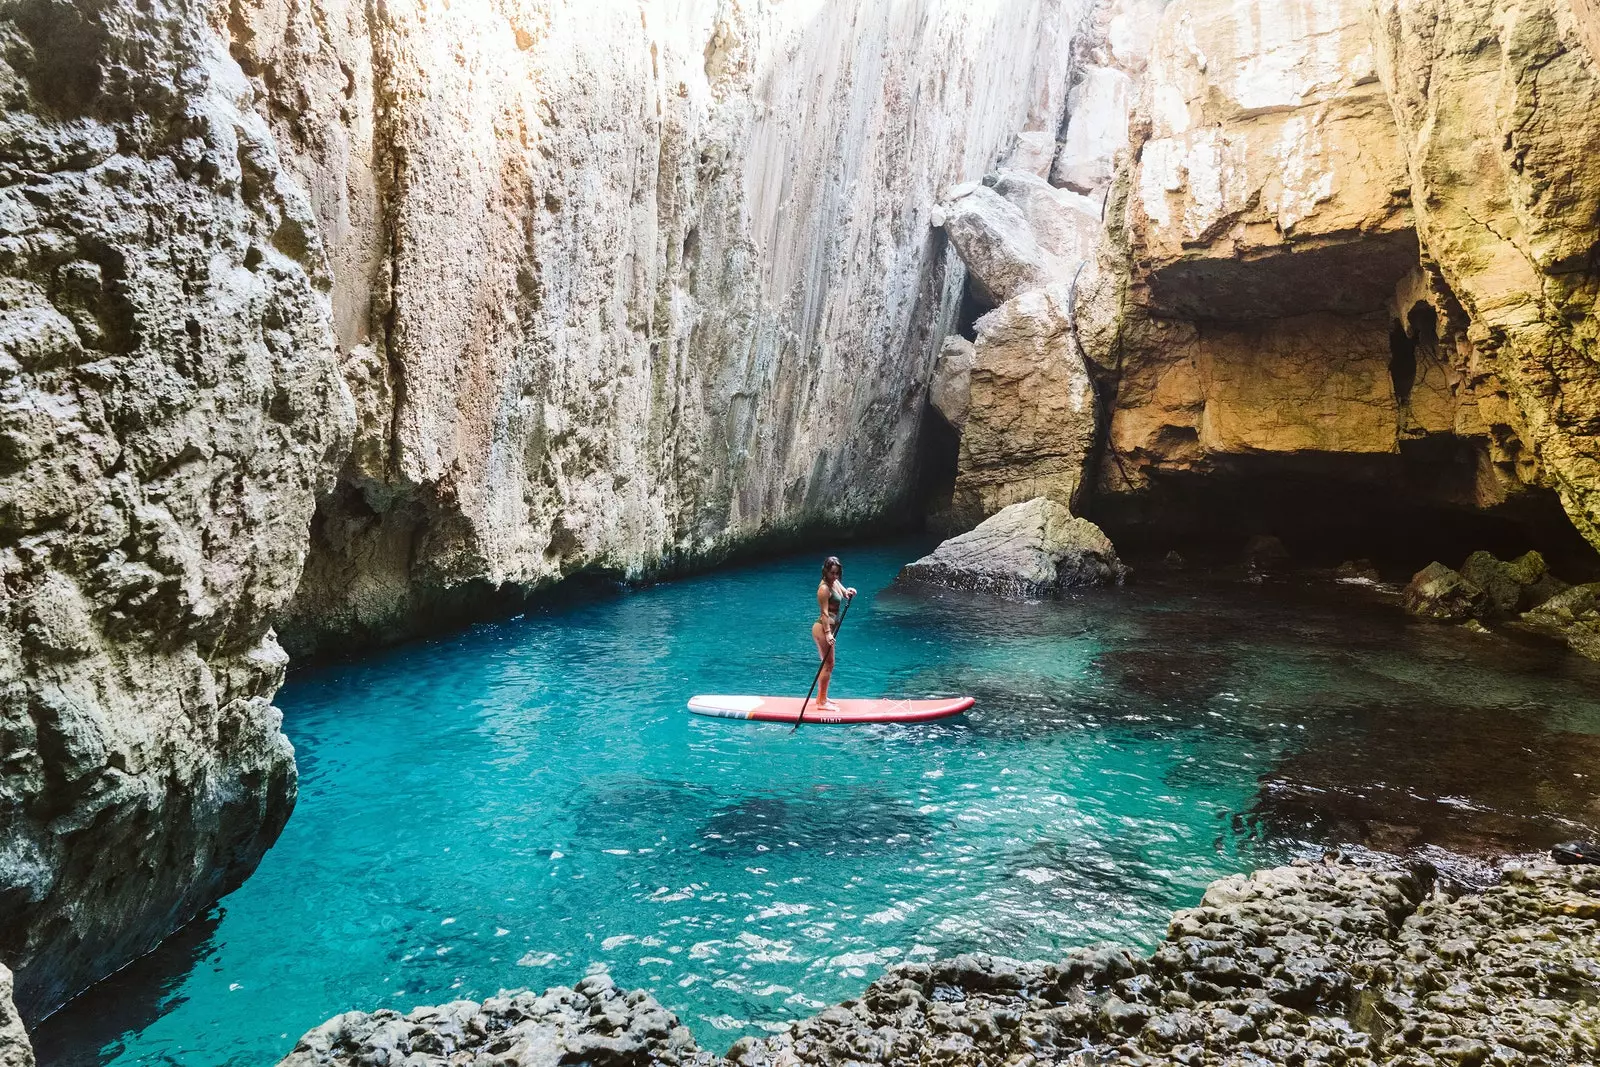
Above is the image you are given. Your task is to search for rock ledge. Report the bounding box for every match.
[277,855,1600,1067]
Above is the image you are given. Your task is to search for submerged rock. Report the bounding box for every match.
[898,498,1128,598]
[1336,559,1381,583]
[280,857,1600,1067]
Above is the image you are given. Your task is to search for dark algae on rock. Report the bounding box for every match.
[276,856,1600,1067]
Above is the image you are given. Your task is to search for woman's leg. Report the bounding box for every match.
[812,622,835,706]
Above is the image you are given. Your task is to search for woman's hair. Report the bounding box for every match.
[821,555,842,580]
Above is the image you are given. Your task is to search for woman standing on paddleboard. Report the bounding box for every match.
[812,556,857,712]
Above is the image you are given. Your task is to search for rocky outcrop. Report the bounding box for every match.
[277,972,697,1067]
[948,287,1099,524]
[0,0,347,1021]
[226,0,1097,654]
[1403,549,1568,627]
[898,497,1127,597]
[0,967,31,1067]
[276,856,1600,1067]
[1368,0,1600,553]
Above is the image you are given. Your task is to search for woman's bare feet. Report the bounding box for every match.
[818,700,841,712]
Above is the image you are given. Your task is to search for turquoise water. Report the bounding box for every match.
[39,543,1600,1066]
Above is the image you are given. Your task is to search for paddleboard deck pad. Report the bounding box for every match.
[687,695,974,724]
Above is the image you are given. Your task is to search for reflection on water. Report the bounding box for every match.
[35,544,1600,1067]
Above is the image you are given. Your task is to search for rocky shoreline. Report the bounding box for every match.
[277,853,1599,1067]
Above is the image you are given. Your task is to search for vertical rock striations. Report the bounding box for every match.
[0,0,349,1020]
[0,0,1098,1024]
[224,0,1096,654]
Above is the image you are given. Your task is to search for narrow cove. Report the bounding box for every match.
[37,544,1600,1066]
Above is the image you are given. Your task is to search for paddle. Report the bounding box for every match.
[792,591,853,732]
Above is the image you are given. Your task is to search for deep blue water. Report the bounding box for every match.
[38,543,1600,1066]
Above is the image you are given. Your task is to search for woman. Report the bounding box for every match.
[811,556,857,712]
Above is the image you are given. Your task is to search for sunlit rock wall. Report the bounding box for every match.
[1105,0,1428,491]
[0,0,349,1019]
[226,0,1093,653]
[1078,0,1600,553]
[1368,0,1600,549]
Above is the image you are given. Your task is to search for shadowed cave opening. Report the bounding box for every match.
[1091,454,1600,581]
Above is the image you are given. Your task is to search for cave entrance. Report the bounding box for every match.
[1090,453,1600,580]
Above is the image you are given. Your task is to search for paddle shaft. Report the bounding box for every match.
[792,592,853,731]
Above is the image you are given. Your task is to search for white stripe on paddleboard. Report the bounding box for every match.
[687,695,764,714]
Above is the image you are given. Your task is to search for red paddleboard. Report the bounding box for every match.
[687,694,974,725]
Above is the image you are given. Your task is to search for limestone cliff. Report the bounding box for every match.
[0,0,350,1019]
[0,0,1099,1024]
[1368,0,1600,551]
[932,0,1600,569]
[226,0,1095,654]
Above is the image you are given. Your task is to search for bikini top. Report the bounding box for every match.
[822,582,841,618]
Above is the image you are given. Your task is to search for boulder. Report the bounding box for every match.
[991,170,1102,267]
[939,185,1058,304]
[1336,559,1380,583]
[898,498,1128,599]
[1005,130,1059,178]
[1052,64,1132,195]
[1243,535,1291,574]
[948,286,1098,523]
[1460,550,1566,617]
[1403,562,1487,622]
[1519,583,1600,661]
[928,336,975,429]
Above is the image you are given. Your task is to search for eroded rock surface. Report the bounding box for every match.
[898,497,1127,598]
[230,0,1095,655]
[0,0,347,1019]
[948,288,1099,524]
[0,967,31,1067]
[276,857,1600,1067]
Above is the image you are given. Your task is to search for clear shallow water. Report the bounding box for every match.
[39,544,1600,1066]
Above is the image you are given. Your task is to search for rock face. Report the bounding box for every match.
[0,967,31,1067]
[0,0,1099,1025]
[227,0,1096,654]
[276,856,1600,1067]
[0,0,347,1021]
[898,497,1127,598]
[948,287,1099,524]
[1369,0,1600,553]
[919,0,1600,566]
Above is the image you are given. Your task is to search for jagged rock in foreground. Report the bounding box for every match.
[276,857,1600,1067]
[898,497,1127,598]
[0,967,32,1067]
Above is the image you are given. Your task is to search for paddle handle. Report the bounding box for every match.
[792,592,853,732]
